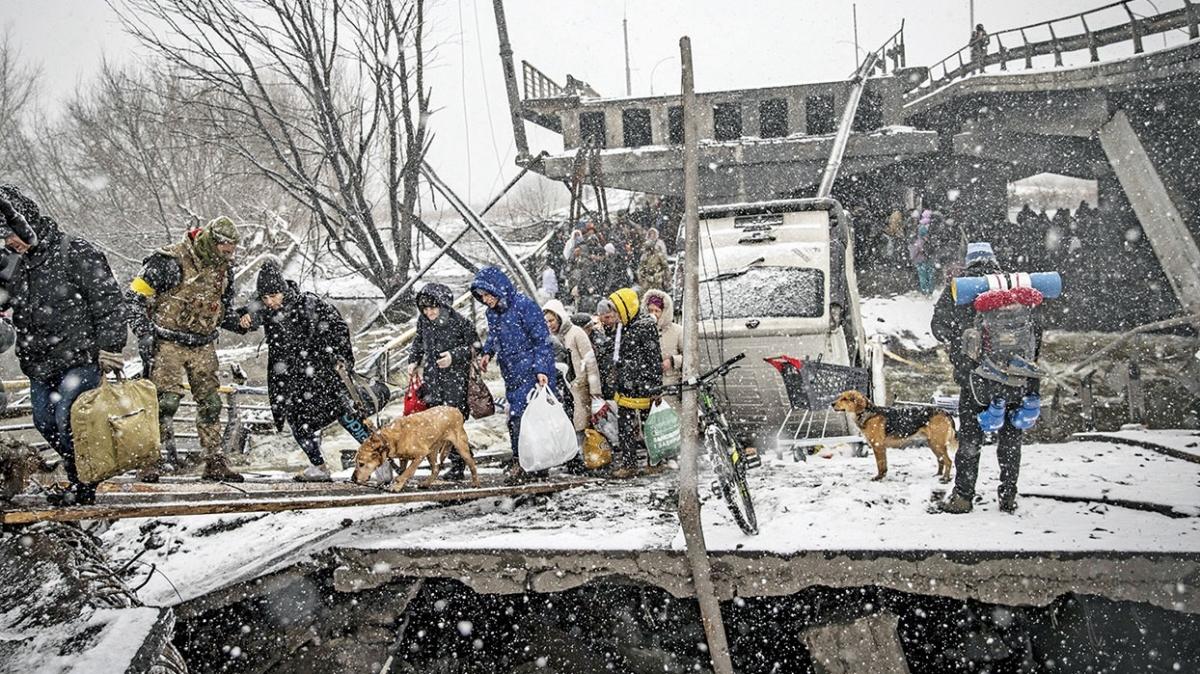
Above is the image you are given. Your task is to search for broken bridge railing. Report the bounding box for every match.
[847,20,906,78]
[906,0,1199,99]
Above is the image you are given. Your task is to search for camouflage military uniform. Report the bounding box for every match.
[128,217,248,482]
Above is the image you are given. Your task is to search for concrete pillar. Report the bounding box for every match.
[744,99,760,138]
[789,95,807,136]
[650,103,670,146]
[801,612,911,674]
[1098,110,1200,322]
[562,112,581,149]
[604,107,623,149]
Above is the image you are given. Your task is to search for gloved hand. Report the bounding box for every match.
[99,350,125,374]
[1008,394,1041,430]
[137,334,156,373]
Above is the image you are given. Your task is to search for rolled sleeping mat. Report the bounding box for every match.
[952,271,1062,305]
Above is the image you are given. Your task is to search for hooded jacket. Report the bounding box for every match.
[608,288,663,409]
[471,267,556,416]
[411,282,477,416]
[0,185,128,381]
[642,289,683,388]
[251,280,356,432]
[543,298,602,430]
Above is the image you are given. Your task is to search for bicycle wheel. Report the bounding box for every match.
[706,427,758,535]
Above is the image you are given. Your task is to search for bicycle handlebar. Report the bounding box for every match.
[650,352,745,396]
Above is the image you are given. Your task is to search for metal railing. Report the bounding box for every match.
[522,60,566,100]
[849,20,905,78]
[907,0,1198,99]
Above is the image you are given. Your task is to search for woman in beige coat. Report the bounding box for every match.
[542,299,603,433]
[642,289,683,408]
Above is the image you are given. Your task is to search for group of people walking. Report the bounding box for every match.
[540,213,672,313]
[422,261,682,483]
[0,184,387,503]
[0,183,685,504]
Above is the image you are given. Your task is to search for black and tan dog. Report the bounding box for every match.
[831,390,956,482]
[350,407,479,492]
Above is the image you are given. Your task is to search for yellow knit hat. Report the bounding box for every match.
[609,288,639,325]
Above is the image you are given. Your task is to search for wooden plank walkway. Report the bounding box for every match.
[2,477,594,525]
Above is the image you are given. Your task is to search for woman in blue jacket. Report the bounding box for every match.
[470,267,556,479]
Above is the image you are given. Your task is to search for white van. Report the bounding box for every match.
[685,198,883,443]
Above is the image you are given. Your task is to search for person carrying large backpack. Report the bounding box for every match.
[931,242,1045,514]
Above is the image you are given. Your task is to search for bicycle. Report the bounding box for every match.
[660,352,758,536]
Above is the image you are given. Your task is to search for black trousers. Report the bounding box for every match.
[616,406,646,469]
[953,375,1026,503]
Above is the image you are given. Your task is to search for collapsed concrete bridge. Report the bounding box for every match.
[501,0,1200,329]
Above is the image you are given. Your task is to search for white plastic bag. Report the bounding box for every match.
[519,386,579,471]
[590,398,620,447]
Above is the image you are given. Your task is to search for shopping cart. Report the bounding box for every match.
[765,355,871,461]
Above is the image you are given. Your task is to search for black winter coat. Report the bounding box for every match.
[591,326,616,400]
[1,220,127,381]
[410,285,477,416]
[613,312,663,401]
[253,283,356,432]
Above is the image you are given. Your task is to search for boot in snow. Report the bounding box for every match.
[201,454,245,482]
[442,463,466,481]
[138,463,161,483]
[999,494,1019,513]
[46,482,97,506]
[294,464,332,483]
[937,493,974,514]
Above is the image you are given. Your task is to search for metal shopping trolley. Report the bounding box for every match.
[765,355,871,461]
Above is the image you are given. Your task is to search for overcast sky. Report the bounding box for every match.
[1,0,1135,207]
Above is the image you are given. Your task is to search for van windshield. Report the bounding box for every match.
[699,266,825,319]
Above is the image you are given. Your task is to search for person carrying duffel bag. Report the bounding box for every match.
[1,184,129,505]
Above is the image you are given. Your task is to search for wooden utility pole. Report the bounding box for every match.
[492,0,530,160]
[677,35,735,674]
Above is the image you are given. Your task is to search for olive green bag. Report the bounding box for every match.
[71,377,161,484]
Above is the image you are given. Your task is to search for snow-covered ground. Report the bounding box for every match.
[860,291,938,351]
[102,437,1200,608]
[1076,427,1200,462]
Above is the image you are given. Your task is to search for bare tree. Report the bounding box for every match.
[0,30,41,184]
[114,0,433,295]
[502,174,569,228]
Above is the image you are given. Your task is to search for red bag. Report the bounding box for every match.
[403,379,428,416]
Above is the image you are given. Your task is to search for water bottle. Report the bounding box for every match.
[1009,394,1041,430]
[977,397,1007,433]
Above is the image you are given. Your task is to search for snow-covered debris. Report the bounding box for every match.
[861,292,938,351]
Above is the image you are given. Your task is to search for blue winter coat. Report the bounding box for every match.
[471,266,555,416]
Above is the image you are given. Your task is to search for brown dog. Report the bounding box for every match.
[831,390,956,482]
[350,407,479,491]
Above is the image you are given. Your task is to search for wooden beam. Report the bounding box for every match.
[2,478,593,525]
